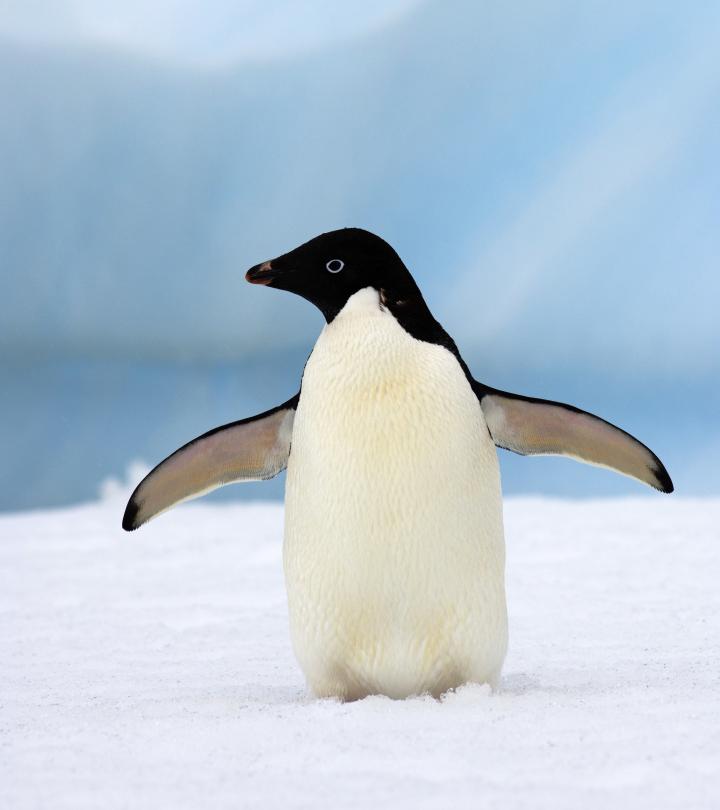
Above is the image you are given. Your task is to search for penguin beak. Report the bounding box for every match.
[245,261,276,286]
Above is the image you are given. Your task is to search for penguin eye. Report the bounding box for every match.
[326,259,344,274]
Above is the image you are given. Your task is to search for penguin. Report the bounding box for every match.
[122,227,673,700]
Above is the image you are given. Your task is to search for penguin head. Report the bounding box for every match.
[246,228,421,322]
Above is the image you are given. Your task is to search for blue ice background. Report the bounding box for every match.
[1,0,718,511]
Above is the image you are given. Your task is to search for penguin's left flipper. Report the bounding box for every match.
[476,385,673,493]
[122,394,299,531]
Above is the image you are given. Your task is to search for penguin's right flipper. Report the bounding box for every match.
[476,385,673,493]
[122,394,299,531]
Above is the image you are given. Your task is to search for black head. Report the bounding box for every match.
[245,228,423,322]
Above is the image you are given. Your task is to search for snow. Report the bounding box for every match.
[2,491,719,809]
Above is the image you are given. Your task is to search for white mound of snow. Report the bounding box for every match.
[2,495,719,809]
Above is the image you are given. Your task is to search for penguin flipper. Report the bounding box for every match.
[476,385,673,493]
[122,394,299,531]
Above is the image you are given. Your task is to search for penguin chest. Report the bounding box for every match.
[283,288,506,698]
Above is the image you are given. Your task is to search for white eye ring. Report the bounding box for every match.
[326,259,344,273]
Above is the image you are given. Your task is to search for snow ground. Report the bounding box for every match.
[2,493,719,809]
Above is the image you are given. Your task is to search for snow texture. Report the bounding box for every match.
[2,490,719,809]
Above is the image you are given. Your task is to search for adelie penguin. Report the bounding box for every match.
[123,228,673,701]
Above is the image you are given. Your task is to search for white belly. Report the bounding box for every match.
[284,288,507,699]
